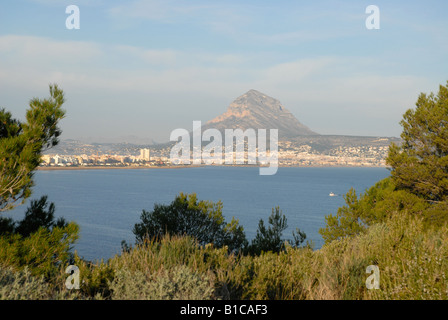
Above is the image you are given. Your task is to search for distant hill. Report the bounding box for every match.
[202,89,318,139]
[287,135,401,154]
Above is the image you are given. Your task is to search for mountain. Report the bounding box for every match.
[202,89,318,139]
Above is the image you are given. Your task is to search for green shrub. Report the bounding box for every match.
[0,264,101,300]
[242,247,313,300]
[109,235,244,299]
[247,206,307,255]
[311,210,448,300]
[0,222,79,279]
[71,253,115,299]
[109,265,215,300]
[0,266,50,300]
[133,193,247,253]
[14,195,68,238]
[319,177,429,244]
[363,213,448,299]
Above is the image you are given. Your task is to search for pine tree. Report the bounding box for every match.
[133,192,248,253]
[0,84,65,212]
[386,81,448,202]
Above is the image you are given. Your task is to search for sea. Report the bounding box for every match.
[5,166,390,262]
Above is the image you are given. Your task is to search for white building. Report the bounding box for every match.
[140,148,150,161]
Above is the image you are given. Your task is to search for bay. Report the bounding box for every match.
[6,166,390,262]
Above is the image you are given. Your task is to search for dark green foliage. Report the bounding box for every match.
[292,227,307,248]
[421,201,448,227]
[319,188,367,244]
[72,255,115,298]
[321,81,448,244]
[0,222,79,279]
[0,197,77,280]
[0,85,80,294]
[248,206,306,255]
[386,81,448,202]
[0,216,15,234]
[249,207,287,255]
[133,192,248,253]
[319,177,429,244]
[133,195,306,256]
[0,195,68,238]
[16,195,68,237]
[0,84,65,212]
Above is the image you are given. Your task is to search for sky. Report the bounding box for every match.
[0,0,447,143]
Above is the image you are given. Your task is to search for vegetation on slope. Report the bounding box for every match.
[1,82,448,300]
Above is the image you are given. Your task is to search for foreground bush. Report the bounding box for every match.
[133,193,247,253]
[108,235,246,299]
[0,222,79,279]
[71,254,114,298]
[109,265,215,300]
[310,211,448,299]
[0,265,86,300]
[2,210,447,300]
[0,266,50,300]
[247,206,307,256]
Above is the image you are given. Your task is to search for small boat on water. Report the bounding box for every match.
[329,192,336,197]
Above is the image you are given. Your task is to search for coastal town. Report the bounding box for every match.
[39,139,393,169]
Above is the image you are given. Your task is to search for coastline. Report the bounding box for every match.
[37,165,203,171]
[37,164,388,171]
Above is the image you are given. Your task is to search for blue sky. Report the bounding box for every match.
[0,0,447,143]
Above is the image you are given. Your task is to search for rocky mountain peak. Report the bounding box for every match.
[204,90,318,139]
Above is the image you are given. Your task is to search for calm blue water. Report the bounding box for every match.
[5,166,390,262]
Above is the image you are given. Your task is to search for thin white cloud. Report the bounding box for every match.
[114,45,178,66]
[259,57,336,85]
[0,35,101,64]
[0,34,250,93]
